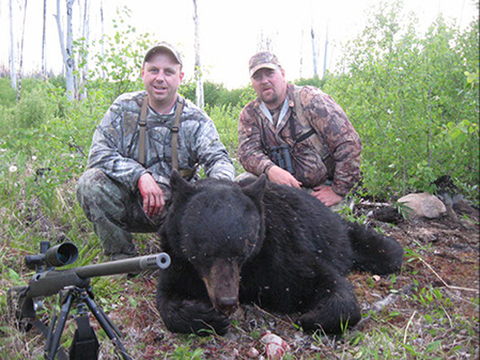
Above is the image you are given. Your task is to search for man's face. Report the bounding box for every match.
[141,51,184,113]
[251,67,287,109]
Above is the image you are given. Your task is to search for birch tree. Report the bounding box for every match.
[55,0,76,100]
[17,0,28,101]
[79,0,90,100]
[193,0,204,109]
[311,27,318,77]
[9,0,17,90]
[42,0,47,81]
[100,0,105,79]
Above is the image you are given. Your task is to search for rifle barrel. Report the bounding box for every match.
[74,253,171,279]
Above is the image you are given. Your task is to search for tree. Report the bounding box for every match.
[16,0,28,102]
[326,1,479,197]
[42,0,47,81]
[9,0,16,90]
[55,0,76,100]
[193,0,204,108]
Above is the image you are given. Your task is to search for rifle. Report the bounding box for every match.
[7,241,171,360]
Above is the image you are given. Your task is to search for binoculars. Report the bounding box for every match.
[270,144,295,175]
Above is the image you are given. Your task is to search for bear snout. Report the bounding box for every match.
[202,259,240,315]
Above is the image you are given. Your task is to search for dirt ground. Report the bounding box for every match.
[13,200,479,359]
[99,201,478,360]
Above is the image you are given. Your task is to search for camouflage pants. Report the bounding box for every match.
[76,168,162,256]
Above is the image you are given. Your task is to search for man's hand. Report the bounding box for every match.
[312,185,343,207]
[266,165,302,188]
[138,173,165,218]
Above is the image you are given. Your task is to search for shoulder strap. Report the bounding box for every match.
[138,94,148,166]
[171,97,185,171]
[292,86,330,161]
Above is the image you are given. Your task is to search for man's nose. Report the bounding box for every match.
[154,70,165,81]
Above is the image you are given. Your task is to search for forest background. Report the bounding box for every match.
[0,0,478,359]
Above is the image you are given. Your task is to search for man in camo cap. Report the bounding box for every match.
[237,51,361,208]
[77,42,235,259]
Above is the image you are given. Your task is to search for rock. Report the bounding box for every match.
[397,193,447,219]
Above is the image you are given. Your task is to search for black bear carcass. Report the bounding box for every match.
[156,171,404,335]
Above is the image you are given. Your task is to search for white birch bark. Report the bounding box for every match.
[55,0,76,100]
[16,0,28,102]
[42,0,47,81]
[193,0,204,109]
[9,0,17,90]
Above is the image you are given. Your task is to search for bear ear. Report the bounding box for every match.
[241,174,266,206]
[170,169,195,200]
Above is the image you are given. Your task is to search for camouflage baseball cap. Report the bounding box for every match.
[249,51,281,77]
[144,42,183,66]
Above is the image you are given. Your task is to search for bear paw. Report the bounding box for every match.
[161,299,231,336]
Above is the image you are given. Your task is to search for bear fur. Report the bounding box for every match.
[156,171,404,336]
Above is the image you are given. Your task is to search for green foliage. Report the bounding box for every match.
[0,77,17,107]
[179,80,256,108]
[14,89,51,129]
[324,1,479,199]
[87,7,150,102]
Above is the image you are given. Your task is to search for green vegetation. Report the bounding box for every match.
[0,1,478,359]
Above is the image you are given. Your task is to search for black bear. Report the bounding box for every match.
[156,171,404,335]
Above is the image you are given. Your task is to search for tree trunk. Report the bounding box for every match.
[322,23,329,78]
[79,0,90,100]
[311,26,318,77]
[65,0,76,100]
[9,0,17,90]
[17,0,28,102]
[193,0,204,109]
[100,0,105,79]
[55,0,76,100]
[42,0,47,81]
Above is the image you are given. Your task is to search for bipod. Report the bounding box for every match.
[44,285,133,360]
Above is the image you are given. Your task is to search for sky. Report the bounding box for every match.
[0,0,477,89]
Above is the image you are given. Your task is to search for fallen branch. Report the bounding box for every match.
[358,200,391,207]
[418,257,478,292]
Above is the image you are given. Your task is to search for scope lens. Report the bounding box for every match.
[45,243,79,267]
[56,243,78,265]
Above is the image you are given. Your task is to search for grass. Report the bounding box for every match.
[0,89,478,359]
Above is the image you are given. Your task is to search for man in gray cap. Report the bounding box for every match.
[77,42,235,259]
[238,51,362,208]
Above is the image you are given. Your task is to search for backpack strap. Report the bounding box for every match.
[138,95,194,179]
[138,95,148,166]
[171,97,184,172]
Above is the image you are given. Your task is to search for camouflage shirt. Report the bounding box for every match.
[87,90,235,194]
[238,84,361,196]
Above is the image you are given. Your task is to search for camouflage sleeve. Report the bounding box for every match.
[87,100,147,193]
[304,88,362,196]
[189,108,235,180]
[237,104,275,175]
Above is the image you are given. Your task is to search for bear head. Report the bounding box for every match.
[162,170,267,314]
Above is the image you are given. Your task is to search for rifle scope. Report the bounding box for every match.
[26,241,79,270]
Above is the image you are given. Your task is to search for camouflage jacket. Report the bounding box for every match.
[87,90,235,194]
[238,84,361,196]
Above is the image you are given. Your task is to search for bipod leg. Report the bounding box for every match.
[44,289,75,360]
[81,290,133,360]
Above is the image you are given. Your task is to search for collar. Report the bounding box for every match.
[259,98,290,128]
